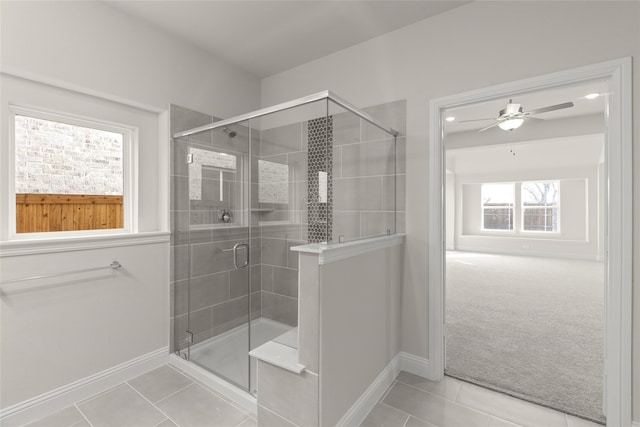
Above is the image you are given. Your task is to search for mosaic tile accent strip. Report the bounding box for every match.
[307,116,333,243]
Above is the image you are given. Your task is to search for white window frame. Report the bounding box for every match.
[520,180,561,234]
[480,182,515,232]
[7,104,137,240]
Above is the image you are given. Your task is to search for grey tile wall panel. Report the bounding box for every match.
[261,265,274,292]
[361,100,407,141]
[331,110,361,146]
[261,123,304,156]
[190,272,230,311]
[333,176,383,211]
[273,267,299,298]
[341,138,396,178]
[211,295,249,336]
[261,292,298,326]
[261,238,289,268]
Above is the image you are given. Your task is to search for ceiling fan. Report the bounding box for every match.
[459,99,575,132]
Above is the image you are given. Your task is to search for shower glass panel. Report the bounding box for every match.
[251,99,330,352]
[176,121,253,392]
[328,99,397,242]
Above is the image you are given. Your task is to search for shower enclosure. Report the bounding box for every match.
[170,91,402,395]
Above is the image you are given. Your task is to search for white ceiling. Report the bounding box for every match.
[444,80,608,135]
[447,134,604,175]
[105,0,470,78]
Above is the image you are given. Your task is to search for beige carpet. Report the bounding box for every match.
[445,251,605,424]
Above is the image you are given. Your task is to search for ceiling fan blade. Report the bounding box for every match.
[457,118,496,123]
[525,116,544,122]
[478,121,500,132]
[528,101,574,116]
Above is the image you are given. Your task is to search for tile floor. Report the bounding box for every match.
[26,365,256,427]
[363,371,603,427]
[26,366,603,427]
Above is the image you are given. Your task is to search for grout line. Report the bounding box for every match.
[148,382,195,406]
[397,379,563,427]
[380,380,397,402]
[377,401,427,427]
[125,382,182,427]
[234,416,253,427]
[454,379,462,402]
[73,403,96,427]
[258,404,298,427]
[73,383,124,407]
[400,413,411,427]
[396,381,495,418]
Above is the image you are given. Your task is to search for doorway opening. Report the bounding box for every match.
[443,82,606,423]
[428,58,632,427]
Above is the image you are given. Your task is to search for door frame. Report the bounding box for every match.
[427,57,632,427]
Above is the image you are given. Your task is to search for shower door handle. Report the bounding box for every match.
[233,242,249,269]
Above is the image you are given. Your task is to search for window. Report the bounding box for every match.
[11,106,133,236]
[521,181,559,232]
[481,183,514,230]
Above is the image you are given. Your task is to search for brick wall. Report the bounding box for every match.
[14,115,123,195]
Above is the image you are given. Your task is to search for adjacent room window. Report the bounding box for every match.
[12,107,131,235]
[481,183,514,230]
[521,181,559,232]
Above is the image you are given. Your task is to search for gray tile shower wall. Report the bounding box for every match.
[257,121,308,327]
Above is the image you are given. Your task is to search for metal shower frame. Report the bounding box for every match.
[172,90,399,139]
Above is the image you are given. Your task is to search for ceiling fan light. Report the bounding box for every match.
[498,118,524,131]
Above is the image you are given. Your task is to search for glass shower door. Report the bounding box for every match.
[181,122,252,391]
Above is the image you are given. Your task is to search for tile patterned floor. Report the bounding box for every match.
[26,365,255,427]
[26,366,603,427]
[362,372,604,427]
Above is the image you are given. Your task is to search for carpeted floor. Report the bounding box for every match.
[445,251,605,424]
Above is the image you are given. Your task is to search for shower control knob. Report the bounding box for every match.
[218,209,233,223]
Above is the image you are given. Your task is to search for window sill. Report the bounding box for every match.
[0,231,170,257]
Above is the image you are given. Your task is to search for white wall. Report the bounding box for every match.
[448,135,602,259]
[0,0,261,413]
[260,1,640,420]
[319,244,403,426]
[0,1,260,118]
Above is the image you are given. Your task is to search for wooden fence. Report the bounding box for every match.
[16,194,123,233]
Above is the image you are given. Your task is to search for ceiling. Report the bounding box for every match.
[444,80,608,135]
[105,0,470,78]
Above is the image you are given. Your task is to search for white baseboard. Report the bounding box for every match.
[169,354,257,416]
[0,347,169,427]
[337,352,430,427]
[399,352,430,378]
[336,354,402,427]
[631,421,640,427]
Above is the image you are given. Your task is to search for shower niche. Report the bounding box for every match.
[170,92,405,395]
